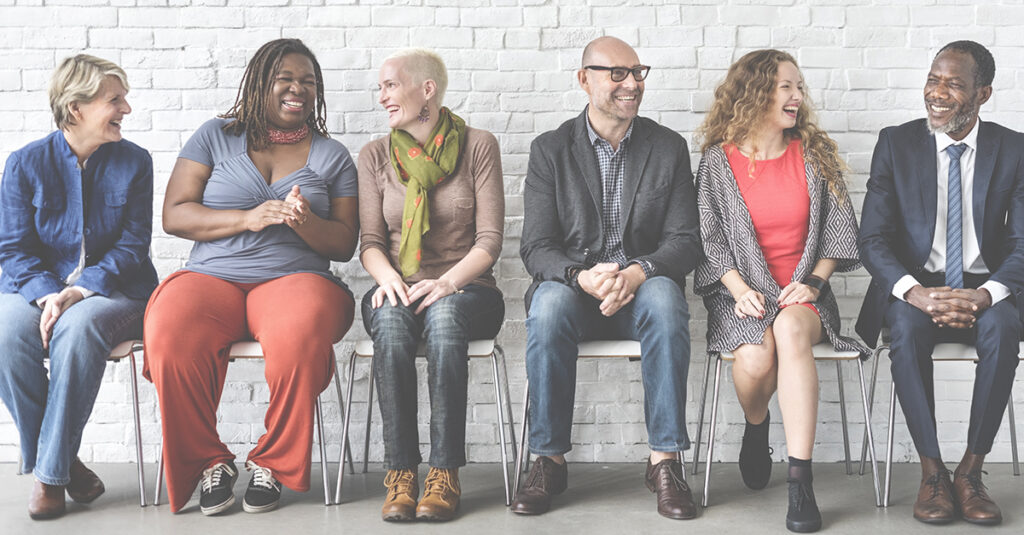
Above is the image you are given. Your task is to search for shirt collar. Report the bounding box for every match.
[934,117,980,154]
[585,106,634,148]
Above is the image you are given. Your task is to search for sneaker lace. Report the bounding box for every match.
[245,461,278,490]
[424,468,457,496]
[384,469,416,500]
[201,463,230,493]
[924,470,953,500]
[787,479,815,511]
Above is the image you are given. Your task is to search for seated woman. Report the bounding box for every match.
[693,49,865,533]
[0,55,157,520]
[143,39,357,515]
[359,48,504,522]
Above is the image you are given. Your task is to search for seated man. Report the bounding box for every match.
[857,40,1024,526]
[514,36,701,520]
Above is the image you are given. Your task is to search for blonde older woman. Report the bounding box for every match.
[359,48,504,522]
[0,55,157,519]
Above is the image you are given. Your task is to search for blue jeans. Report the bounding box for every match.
[361,284,504,469]
[525,277,691,455]
[0,291,146,485]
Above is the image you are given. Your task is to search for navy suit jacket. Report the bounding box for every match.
[856,118,1024,347]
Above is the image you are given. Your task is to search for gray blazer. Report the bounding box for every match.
[519,110,702,310]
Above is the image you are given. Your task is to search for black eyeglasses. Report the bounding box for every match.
[583,65,651,82]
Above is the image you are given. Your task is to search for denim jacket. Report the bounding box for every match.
[0,131,158,303]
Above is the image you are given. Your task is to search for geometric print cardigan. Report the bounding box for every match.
[694,143,869,358]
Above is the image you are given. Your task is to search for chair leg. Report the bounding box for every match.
[362,355,376,474]
[128,348,148,507]
[836,361,851,475]
[692,352,714,476]
[331,353,355,475]
[315,395,331,505]
[334,351,359,505]
[702,356,723,508]
[491,352,512,506]
[496,345,518,473]
[857,358,882,507]
[512,379,530,500]
[860,345,884,475]
[154,446,164,506]
[884,381,896,507]
[1009,391,1019,476]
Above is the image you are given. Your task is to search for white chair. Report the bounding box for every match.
[691,343,882,507]
[334,339,516,505]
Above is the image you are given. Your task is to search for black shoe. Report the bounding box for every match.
[739,411,773,490]
[510,457,568,515]
[242,461,282,514]
[199,462,238,516]
[786,478,822,533]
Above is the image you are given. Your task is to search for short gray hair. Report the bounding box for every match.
[49,54,129,130]
[386,48,449,106]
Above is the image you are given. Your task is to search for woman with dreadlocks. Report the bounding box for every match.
[143,39,357,515]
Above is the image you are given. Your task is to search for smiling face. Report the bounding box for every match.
[69,75,131,146]
[924,50,991,139]
[377,58,430,132]
[264,52,317,131]
[579,40,644,126]
[763,61,804,134]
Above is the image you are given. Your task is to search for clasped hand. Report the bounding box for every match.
[578,263,643,317]
[371,276,459,314]
[244,185,311,232]
[906,285,991,329]
[39,287,84,349]
[733,281,820,320]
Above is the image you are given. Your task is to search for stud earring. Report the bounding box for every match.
[417,105,430,123]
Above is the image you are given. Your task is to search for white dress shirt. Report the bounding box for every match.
[892,119,1010,304]
[35,159,95,308]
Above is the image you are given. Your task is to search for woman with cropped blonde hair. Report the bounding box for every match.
[694,49,865,532]
[0,54,157,520]
[359,47,504,522]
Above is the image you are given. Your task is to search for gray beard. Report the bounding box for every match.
[927,100,978,136]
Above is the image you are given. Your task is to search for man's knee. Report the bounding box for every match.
[633,277,688,328]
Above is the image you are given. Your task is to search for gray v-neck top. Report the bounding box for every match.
[178,118,357,288]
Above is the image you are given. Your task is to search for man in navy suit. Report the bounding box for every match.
[858,41,1024,526]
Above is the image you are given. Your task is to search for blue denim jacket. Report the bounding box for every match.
[0,131,158,303]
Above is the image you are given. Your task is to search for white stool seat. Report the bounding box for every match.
[576,340,642,357]
[930,342,1024,361]
[719,342,860,362]
[352,339,497,358]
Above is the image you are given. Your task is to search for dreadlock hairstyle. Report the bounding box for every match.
[220,38,329,151]
[697,49,849,202]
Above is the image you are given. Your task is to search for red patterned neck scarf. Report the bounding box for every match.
[268,124,310,144]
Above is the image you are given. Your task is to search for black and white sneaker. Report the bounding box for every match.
[242,461,281,513]
[199,462,238,516]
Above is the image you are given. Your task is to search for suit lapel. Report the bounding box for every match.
[570,113,604,216]
[973,122,998,252]
[621,120,652,228]
[916,128,939,257]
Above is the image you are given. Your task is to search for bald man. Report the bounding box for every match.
[516,37,701,519]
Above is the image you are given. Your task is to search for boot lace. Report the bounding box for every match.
[246,460,279,491]
[384,469,417,501]
[424,468,458,498]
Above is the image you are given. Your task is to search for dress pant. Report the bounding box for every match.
[143,270,354,512]
[524,277,691,456]
[886,272,1020,458]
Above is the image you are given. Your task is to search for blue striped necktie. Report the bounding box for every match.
[945,143,967,288]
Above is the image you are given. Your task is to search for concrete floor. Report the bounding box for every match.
[1,462,1021,534]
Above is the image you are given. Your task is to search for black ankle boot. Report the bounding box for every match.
[738,411,773,490]
[786,457,821,533]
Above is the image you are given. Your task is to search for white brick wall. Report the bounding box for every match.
[1,0,1023,467]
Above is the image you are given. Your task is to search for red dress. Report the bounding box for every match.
[726,139,816,312]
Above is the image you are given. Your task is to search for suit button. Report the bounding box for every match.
[84,228,91,235]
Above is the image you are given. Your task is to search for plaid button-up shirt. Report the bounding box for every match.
[585,117,654,278]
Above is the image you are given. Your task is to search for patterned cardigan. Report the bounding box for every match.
[693,144,868,357]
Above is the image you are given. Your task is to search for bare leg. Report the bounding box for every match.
[772,306,823,460]
[731,332,779,425]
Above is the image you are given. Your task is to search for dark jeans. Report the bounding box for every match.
[524,277,691,456]
[362,284,504,470]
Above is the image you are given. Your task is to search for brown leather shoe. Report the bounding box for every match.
[28,480,66,520]
[510,456,568,515]
[912,469,955,524]
[381,469,418,522]
[645,457,697,520]
[416,467,460,521]
[953,470,1002,525]
[67,458,105,504]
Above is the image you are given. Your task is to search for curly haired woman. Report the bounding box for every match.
[693,49,866,533]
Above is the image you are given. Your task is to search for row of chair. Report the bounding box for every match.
[63,338,1022,509]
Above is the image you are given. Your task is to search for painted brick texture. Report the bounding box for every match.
[1,0,1023,467]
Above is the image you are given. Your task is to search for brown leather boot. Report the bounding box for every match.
[644,457,697,519]
[381,469,418,522]
[913,456,955,525]
[67,458,105,504]
[28,480,66,520]
[416,467,460,521]
[953,452,1001,525]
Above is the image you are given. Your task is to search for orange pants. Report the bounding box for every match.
[142,271,354,512]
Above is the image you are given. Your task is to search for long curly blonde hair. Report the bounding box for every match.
[697,49,848,200]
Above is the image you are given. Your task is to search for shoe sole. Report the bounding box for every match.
[786,519,822,533]
[29,509,66,521]
[201,495,235,516]
[913,514,956,525]
[382,511,416,522]
[242,499,279,514]
[67,485,105,504]
[962,516,1002,526]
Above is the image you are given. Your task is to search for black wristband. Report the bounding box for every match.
[802,274,830,297]
[566,265,585,290]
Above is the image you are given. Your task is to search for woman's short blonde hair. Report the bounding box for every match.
[386,48,448,106]
[49,54,129,130]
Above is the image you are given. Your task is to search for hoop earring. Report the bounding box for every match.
[418,105,430,123]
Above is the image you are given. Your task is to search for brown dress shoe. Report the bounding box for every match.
[381,469,418,522]
[29,480,66,520]
[510,457,568,515]
[416,467,460,521]
[67,458,105,504]
[645,457,697,520]
[912,470,955,524]
[953,470,1002,525]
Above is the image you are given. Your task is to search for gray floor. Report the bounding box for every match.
[1,462,1021,534]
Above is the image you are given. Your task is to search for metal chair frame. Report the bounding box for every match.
[334,339,516,505]
[690,343,882,508]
